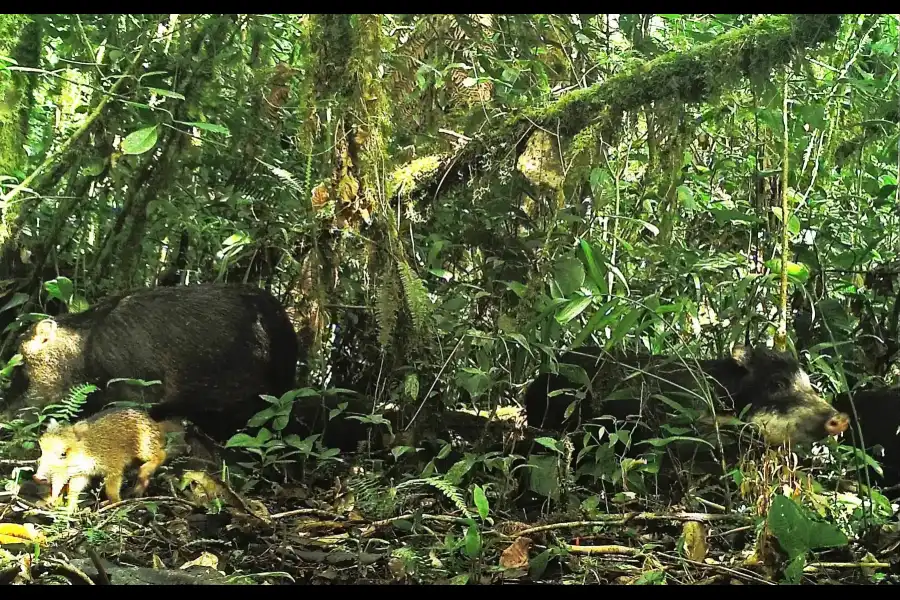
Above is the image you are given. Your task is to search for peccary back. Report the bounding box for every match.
[15,283,299,441]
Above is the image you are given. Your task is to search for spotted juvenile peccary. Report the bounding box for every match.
[33,408,182,512]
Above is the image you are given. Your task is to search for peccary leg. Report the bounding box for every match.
[48,476,67,505]
[102,470,125,505]
[66,475,91,513]
[133,447,167,497]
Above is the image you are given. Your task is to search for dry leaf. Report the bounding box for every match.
[179,470,225,503]
[181,552,219,571]
[0,523,45,546]
[499,536,532,570]
[682,521,708,562]
[311,183,330,211]
[152,554,166,569]
[388,557,407,581]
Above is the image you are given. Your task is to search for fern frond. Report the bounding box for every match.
[348,471,398,519]
[375,265,400,349]
[397,260,430,332]
[41,383,98,422]
[397,476,473,519]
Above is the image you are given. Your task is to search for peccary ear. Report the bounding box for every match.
[45,418,60,433]
[731,344,750,367]
[34,319,58,344]
[72,421,90,439]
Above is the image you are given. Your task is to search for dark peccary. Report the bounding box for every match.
[524,344,850,449]
[10,283,299,441]
[832,387,900,491]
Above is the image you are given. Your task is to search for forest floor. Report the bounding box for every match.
[2,413,900,585]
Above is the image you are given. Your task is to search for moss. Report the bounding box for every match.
[0,14,37,176]
[390,155,445,198]
[402,14,844,203]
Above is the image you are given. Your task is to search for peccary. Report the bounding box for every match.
[832,387,900,491]
[33,408,180,512]
[12,283,299,441]
[524,344,850,448]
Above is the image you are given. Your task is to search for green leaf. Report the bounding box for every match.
[147,87,185,100]
[82,159,106,177]
[500,281,528,298]
[709,208,758,225]
[248,407,276,428]
[553,257,585,296]
[0,292,28,313]
[464,524,482,558]
[526,454,560,500]
[637,435,715,450]
[44,277,74,304]
[473,485,489,520]
[767,494,847,561]
[571,299,618,349]
[611,308,643,344]
[676,185,696,209]
[579,239,605,289]
[391,445,415,460]
[784,555,806,584]
[555,363,591,389]
[225,433,262,449]
[121,126,159,155]
[533,436,563,453]
[555,295,592,324]
[529,549,552,579]
[764,259,810,283]
[456,369,491,401]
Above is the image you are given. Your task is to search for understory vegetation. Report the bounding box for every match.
[0,13,899,585]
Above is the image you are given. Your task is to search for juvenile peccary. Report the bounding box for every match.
[33,408,181,512]
[11,283,299,441]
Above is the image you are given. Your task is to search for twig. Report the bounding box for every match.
[361,512,472,536]
[804,561,891,571]
[41,558,95,585]
[270,508,344,520]
[655,551,774,585]
[96,495,199,514]
[515,512,750,538]
[563,543,640,556]
[693,497,728,512]
[85,546,110,585]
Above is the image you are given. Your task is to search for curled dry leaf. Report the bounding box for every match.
[388,557,407,581]
[682,521,708,562]
[180,551,219,571]
[311,183,330,211]
[499,536,532,570]
[495,521,531,537]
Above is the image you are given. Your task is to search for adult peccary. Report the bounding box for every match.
[831,387,900,493]
[524,344,850,448]
[10,283,299,441]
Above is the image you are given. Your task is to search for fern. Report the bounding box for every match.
[397,260,430,332]
[375,265,400,349]
[397,476,473,519]
[41,383,97,422]
[348,471,397,519]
